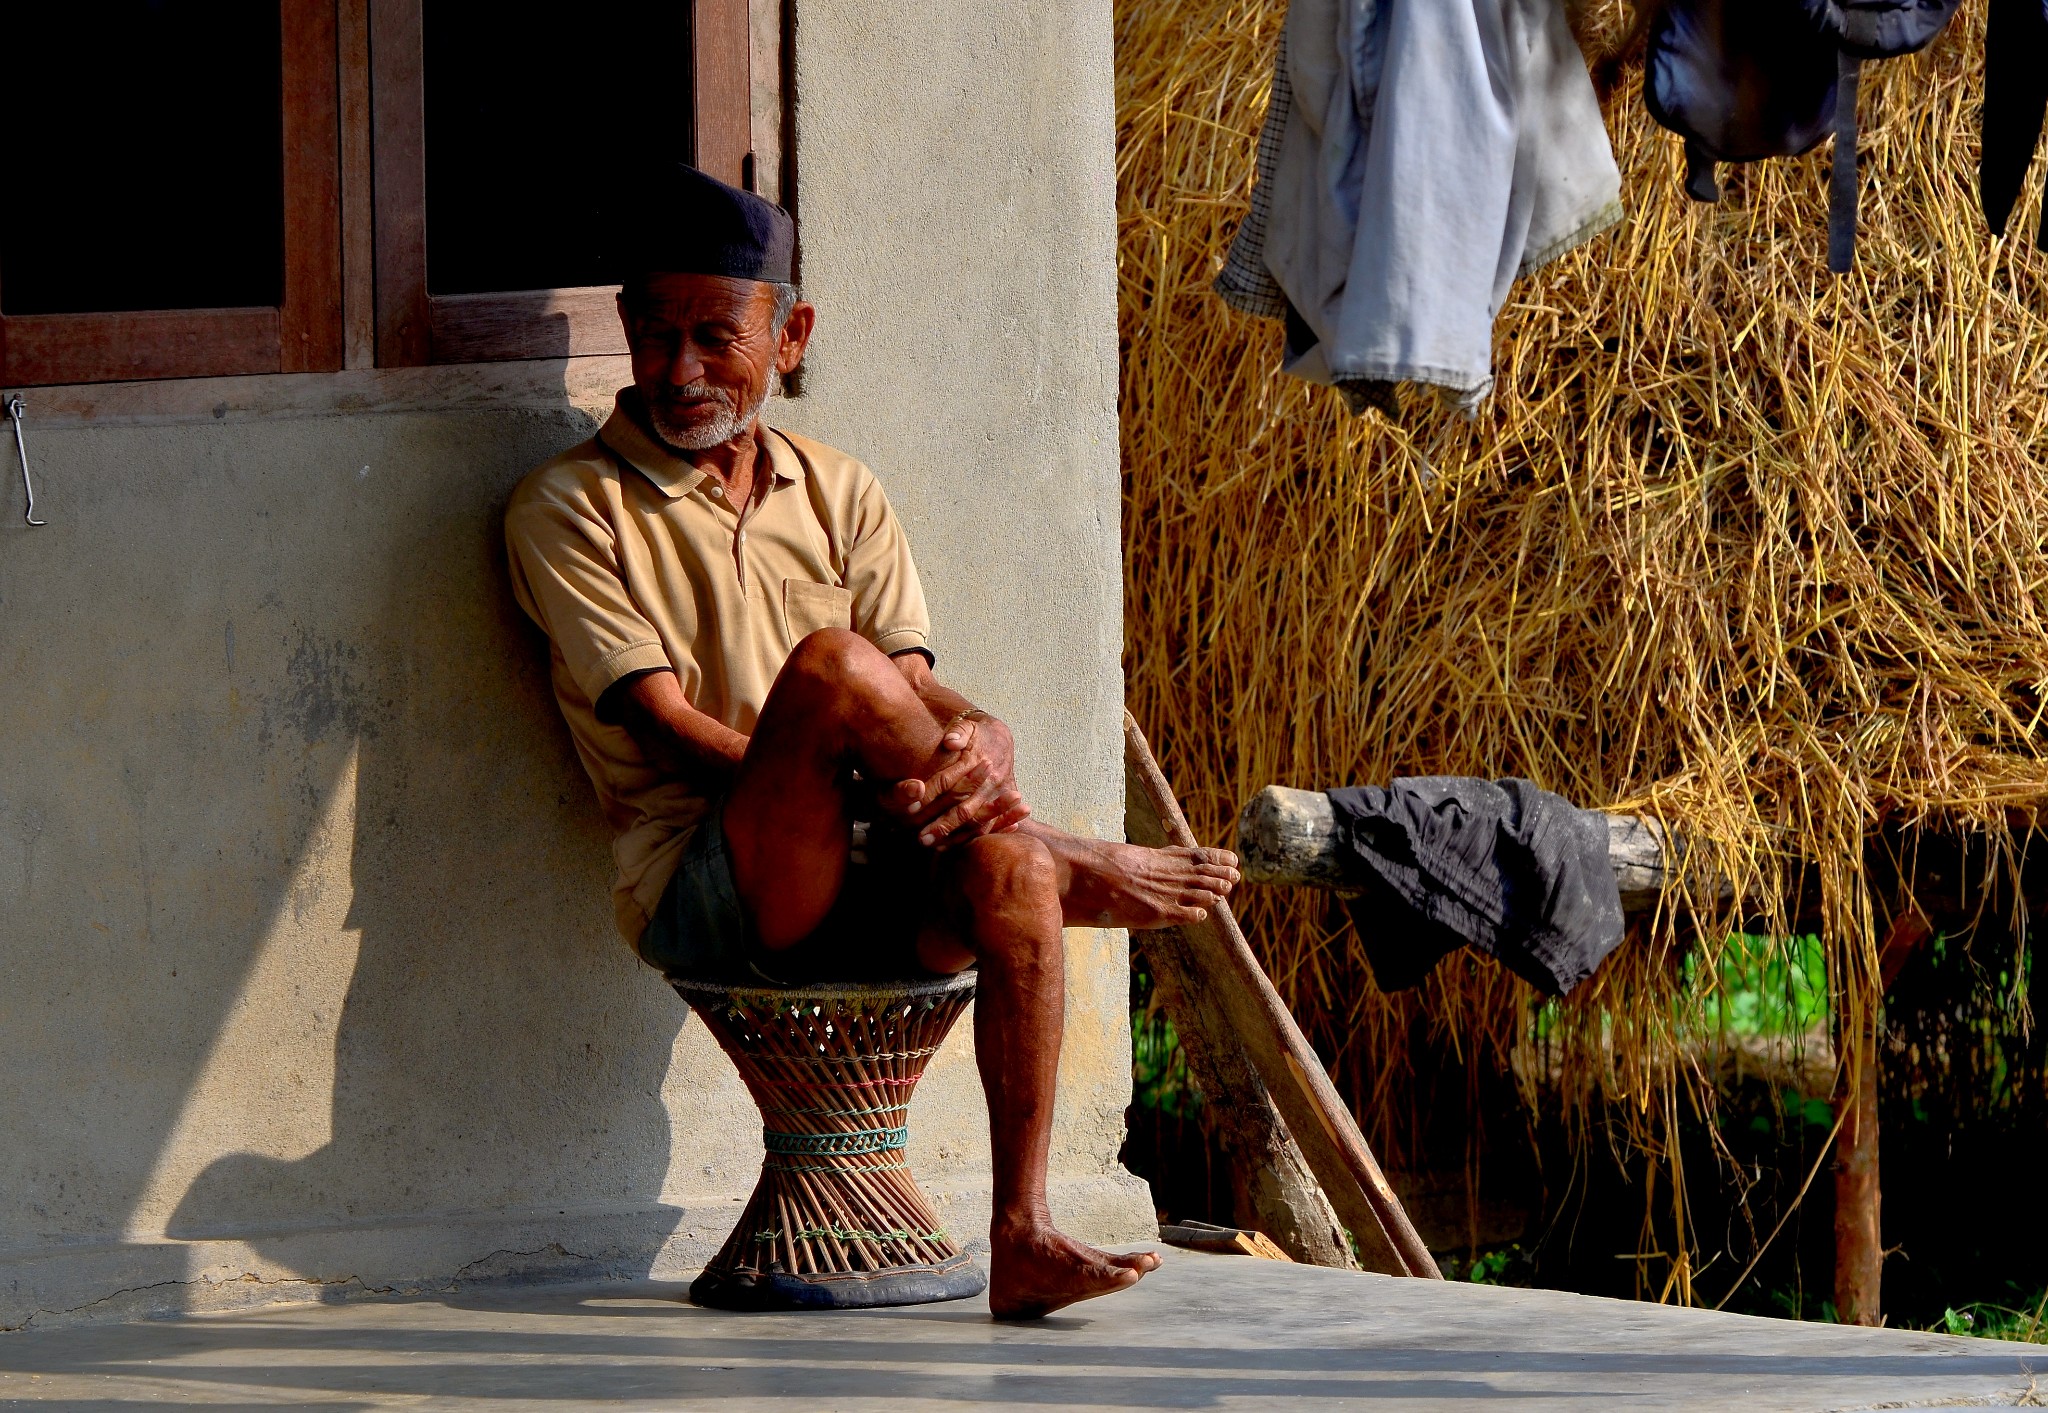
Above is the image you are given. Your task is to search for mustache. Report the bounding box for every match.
[651,383,735,409]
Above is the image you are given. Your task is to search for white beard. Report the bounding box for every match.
[648,373,778,452]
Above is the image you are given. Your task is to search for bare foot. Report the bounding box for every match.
[1042,836,1240,930]
[989,1221,1163,1320]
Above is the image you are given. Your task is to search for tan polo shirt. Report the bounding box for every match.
[505,391,932,945]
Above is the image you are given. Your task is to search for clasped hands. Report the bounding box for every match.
[881,710,1032,848]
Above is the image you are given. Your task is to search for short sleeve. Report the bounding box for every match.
[843,471,932,658]
[506,489,673,705]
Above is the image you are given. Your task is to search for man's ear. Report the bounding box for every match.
[776,302,816,376]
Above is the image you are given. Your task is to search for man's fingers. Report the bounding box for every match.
[920,755,977,801]
[875,778,926,821]
[983,799,1032,835]
[966,788,1030,840]
[909,756,994,825]
[919,798,983,847]
[919,779,1017,847]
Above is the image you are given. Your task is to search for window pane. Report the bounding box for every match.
[0,1,284,317]
[424,0,694,295]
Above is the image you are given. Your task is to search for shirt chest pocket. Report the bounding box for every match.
[782,578,855,644]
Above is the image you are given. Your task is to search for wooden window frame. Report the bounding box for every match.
[369,0,754,367]
[0,0,343,388]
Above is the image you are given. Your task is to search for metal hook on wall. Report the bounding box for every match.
[7,395,47,526]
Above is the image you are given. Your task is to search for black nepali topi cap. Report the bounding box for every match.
[613,163,795,285]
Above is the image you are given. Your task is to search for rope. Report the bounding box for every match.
[762,1125,909,1155]
[727,1045,946,1064]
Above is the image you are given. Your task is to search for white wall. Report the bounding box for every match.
[0,0,1144,1329]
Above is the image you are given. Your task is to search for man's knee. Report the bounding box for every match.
[951,833,1059,909]
[781,628,889,696]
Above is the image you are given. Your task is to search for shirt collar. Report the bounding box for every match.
[599,389,806,500]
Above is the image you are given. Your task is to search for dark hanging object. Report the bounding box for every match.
[1981,0,2048,248]
[1810,0,1963,272]
[1644,0,1960,271]
[1644,0,1841,205]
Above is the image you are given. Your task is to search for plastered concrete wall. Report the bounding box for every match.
[0,0,1145,1329]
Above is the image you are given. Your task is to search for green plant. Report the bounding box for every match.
[1130,995,1201,1118]
[1467,1248,1513,1285]
[1693,934,1829,1038]
[1927,1290,2048,1344]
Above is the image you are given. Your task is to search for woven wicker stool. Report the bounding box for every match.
[673,970,985,1310]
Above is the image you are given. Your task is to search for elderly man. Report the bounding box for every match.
[506,167,1237,1319]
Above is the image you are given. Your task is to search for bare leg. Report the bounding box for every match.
[722,630,952,947]
[723,629,1241,943]
[917,834,1162,1320]
[1022,823,1240,930]
[719,632,1162,1316]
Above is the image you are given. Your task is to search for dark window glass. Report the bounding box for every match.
[424,0,694,295]
[0,1,284,316]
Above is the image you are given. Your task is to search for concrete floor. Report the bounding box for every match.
[1,1251,2041,1411]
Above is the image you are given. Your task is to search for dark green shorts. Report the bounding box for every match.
[637,803,939,986]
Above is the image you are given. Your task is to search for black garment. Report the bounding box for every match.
[1818,0,1963,270]
[1645,0,1840,201]
[1983,0,2048,248]
[1645,0,1959,270]
[1328,778,1624,997]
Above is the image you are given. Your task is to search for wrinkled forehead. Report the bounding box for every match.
[624,272,779,326]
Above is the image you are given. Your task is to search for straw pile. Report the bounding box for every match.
[1118,0,2048,1293]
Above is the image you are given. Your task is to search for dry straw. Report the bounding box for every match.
[1118,0,2048,1295]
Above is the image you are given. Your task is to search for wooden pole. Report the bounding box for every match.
[1124,713,1442,1278]
[1833,910,1932,1327]
[1831,1014,1881,1326]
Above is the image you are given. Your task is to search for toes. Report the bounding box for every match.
[1086,1260,1143,1291]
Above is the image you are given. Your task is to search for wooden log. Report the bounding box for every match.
[1236,785,1714,913]
[1125,715,1443,1278]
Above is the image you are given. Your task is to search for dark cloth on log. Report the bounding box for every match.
[1326,778,1623,996]
[1982,0,2048,248]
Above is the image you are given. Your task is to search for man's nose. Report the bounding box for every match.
[666,343,708,386]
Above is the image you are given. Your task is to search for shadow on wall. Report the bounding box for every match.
[0,348,692,1313]
[162,380,687,1276]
